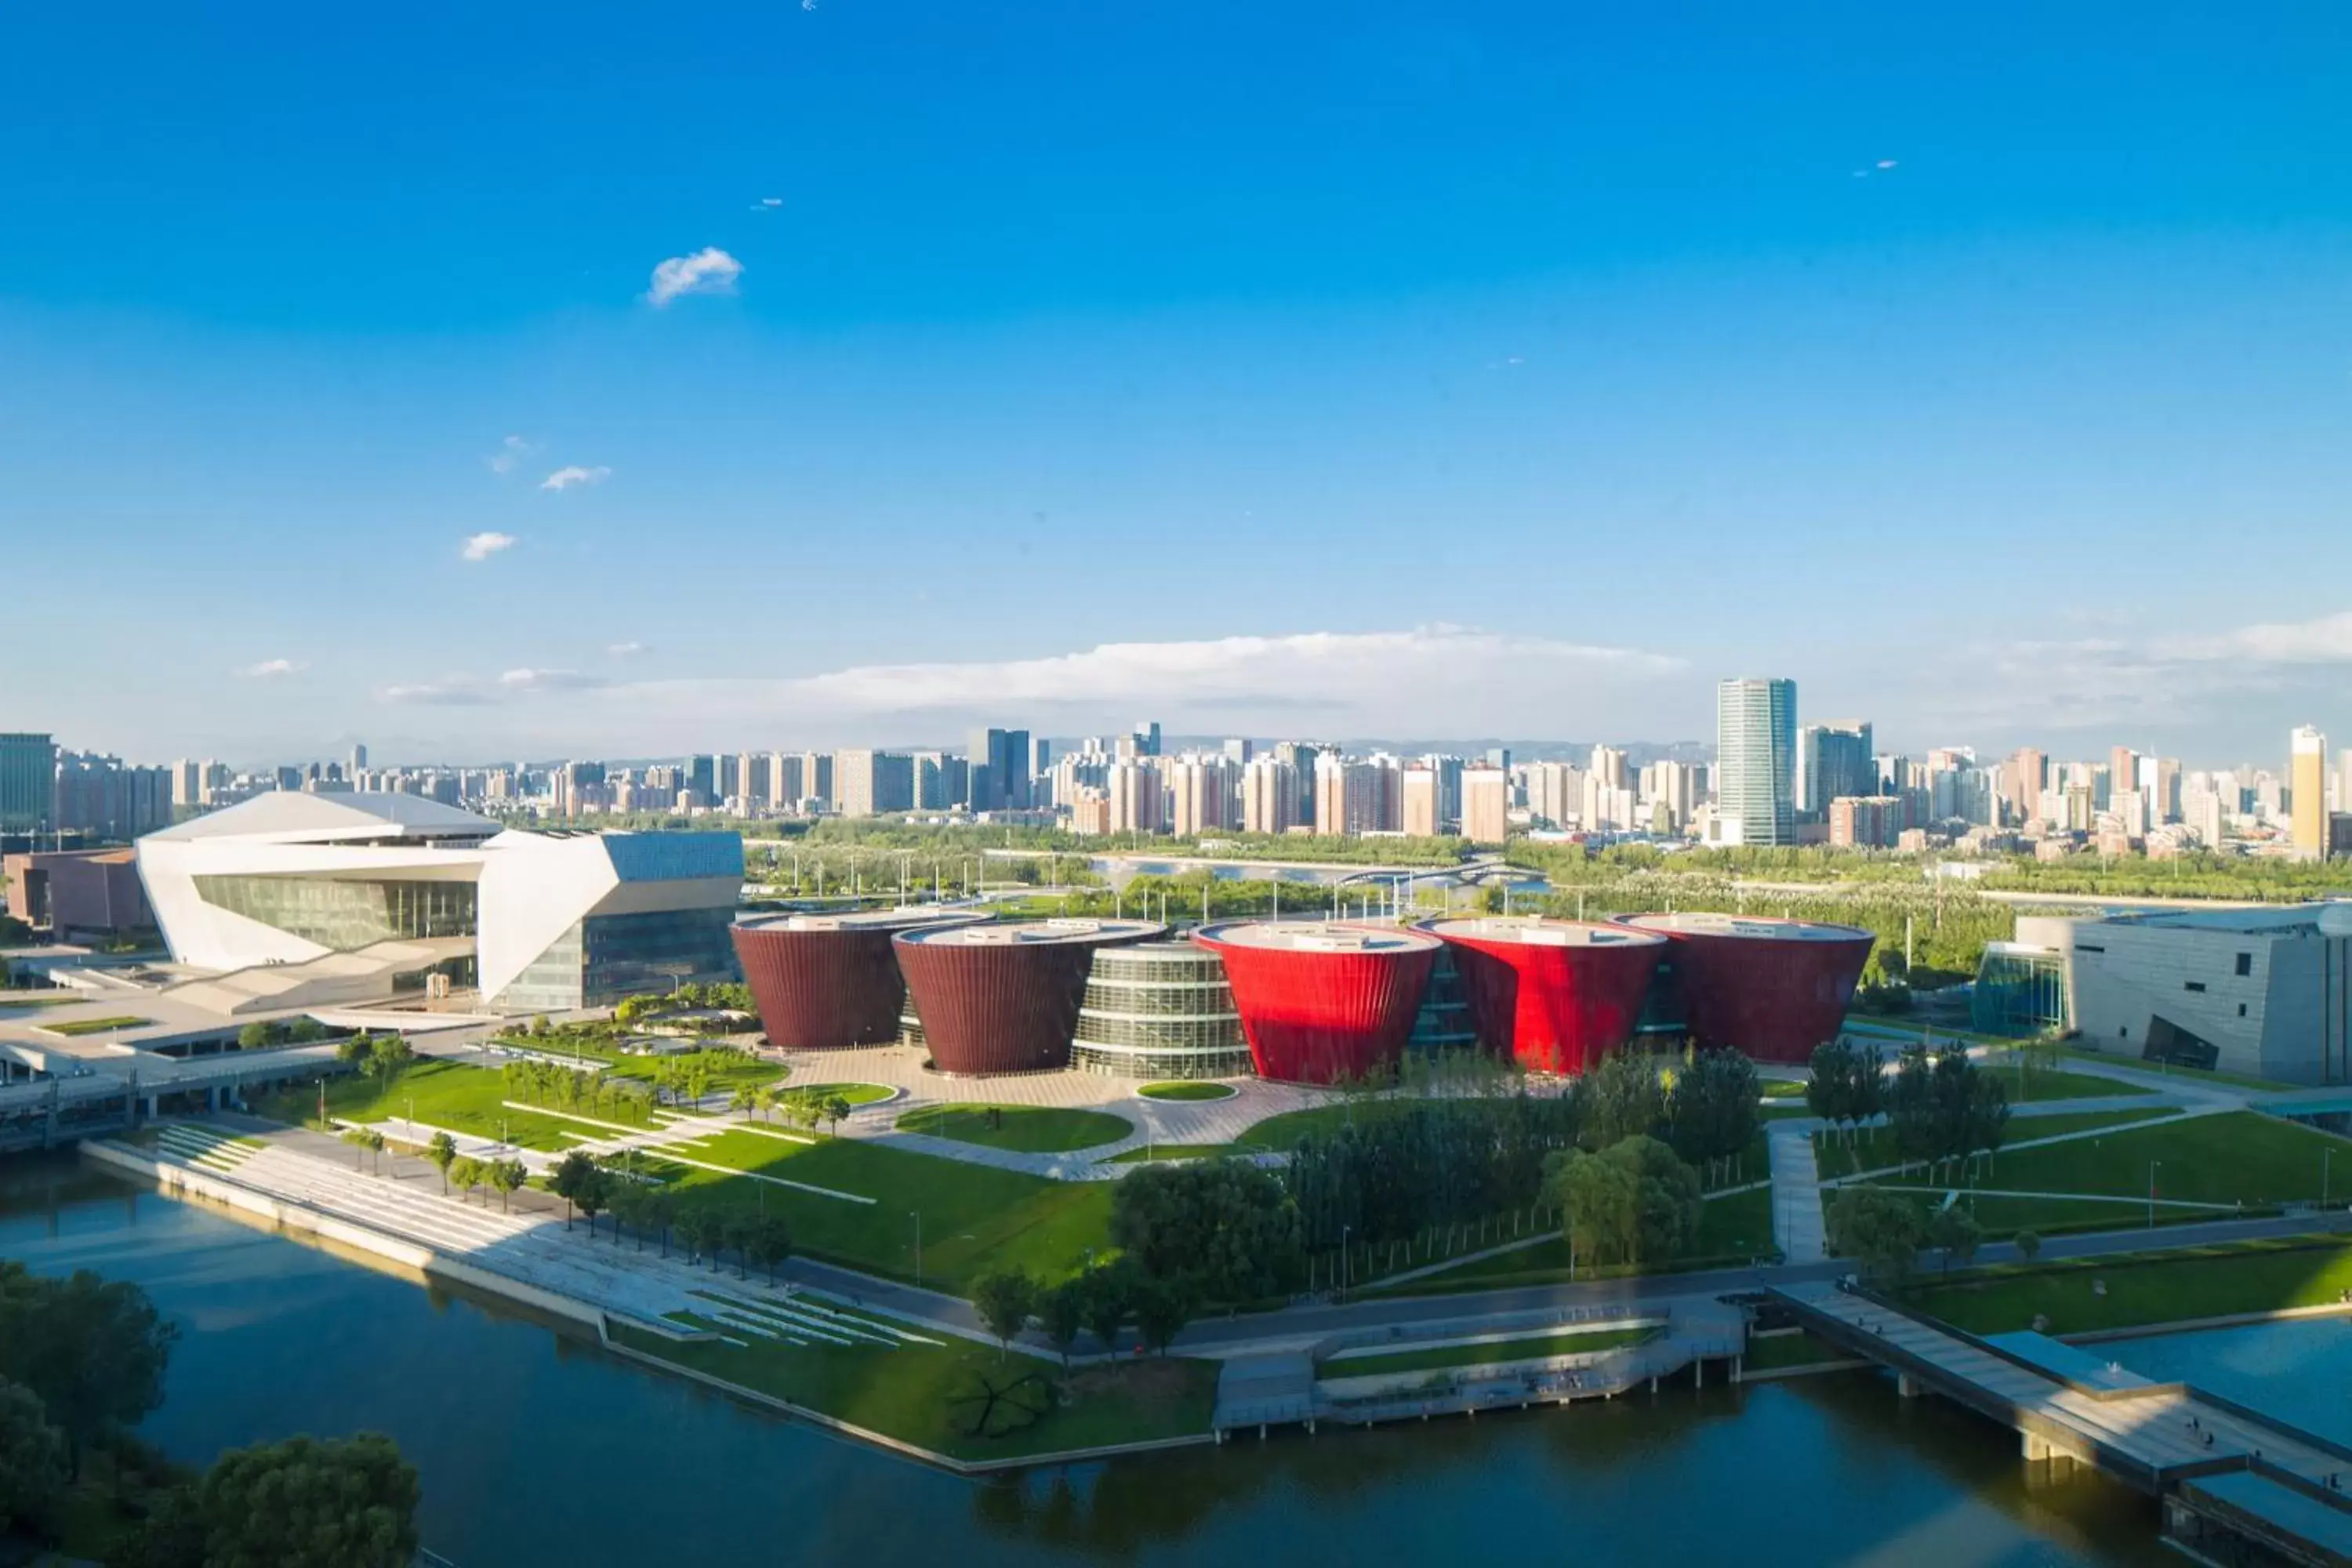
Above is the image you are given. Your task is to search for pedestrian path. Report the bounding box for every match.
[1769,1125,1827,1262]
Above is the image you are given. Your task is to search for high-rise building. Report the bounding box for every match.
[2292,725,2328,859]
[1222,738,1254,765]
[965,727,1032,811]
[2339,750,2352,819]
[913,751,965,811]
[1107,760,1164,834]
[1132,721,1163,758]
[834,750,914,818]
[1529,760,1581,829]
[1715,678,1797,847]
[1461,766,1508,845]
[1402,767,1439,837]
[1167,756,1234,836]
[1240,758,1297,834]
[1,733,57,833]
[1796,720,1873,817]
[52,753,171,840]
[1828,795,1904,848]
[350,742,368,775]
[2003,748,2047,827]
[1313,753,1377,837]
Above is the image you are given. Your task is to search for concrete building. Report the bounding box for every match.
[1313,754,1377,837]
[1107,760,1164,834]
[1460,766,1508,845]
[966,727,1033,812]
[136,792,742,1014]
[2003,904,2352,1084]
[2292,725,2329,859]
[4,848,154,938]
[1167,756,1235,837]
[833,750,914,818]
[1715,678,1798,846]
[1240,758,1298,835]
[53,753,172,840]
[1402,766,1440,837]
[1829,795,1905,849]
[1798,722,1875,818]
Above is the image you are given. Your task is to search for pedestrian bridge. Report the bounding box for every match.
[1768,1280,2352,1566]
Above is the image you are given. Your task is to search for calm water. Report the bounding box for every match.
[2104,1316,2352,1447]
[2,1157,2169,1568]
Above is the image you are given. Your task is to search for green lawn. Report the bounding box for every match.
[1136,1081,1238,1102]
[38,1014,153,1036]
[1372,1185,1778,1295]
[1814,1108,2172,1180]
[1232,1101,1400,1150]
[1914,1237,2352,1336]
[1913,1192,2245,1240]
[643,1134,1117,1291]
[1760,1080,1811,1099]
[1319,1325,1654,1380]
[1950,1111,2350,1210]
[255,1058,631,1152]
[601,1049,784,1094]
[2056,1046,2298,1093]
[1994,1065,2158,1103]
[610,1317,1216,1461]
[896,1104,1134,1153]
[0,993,67,1007]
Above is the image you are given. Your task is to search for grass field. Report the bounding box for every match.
[1914,1237,2352,1336]
[1760,1080,1811,1099]
[38,1014,153,1036]
[1319,1325,1654,1379]
[2056,1046,2297,1094]
[1136,1081,1237,1102]
[256,1058,628,1152]
[0,993,67,1007]
[1995,1066,2158,1103]
[780,1082,895,1107]
[1104,1143,1236,1164]
[643,1132,1117,1290]
[895,1104,1134,1153]
[611,1318,1216,1460]
[1900,1192,2249,1240]
[1943,1111,2350,1210]
[1814,1108,2172,1180]
[601,1049,783,1094]
[1232,1102,1400,1150]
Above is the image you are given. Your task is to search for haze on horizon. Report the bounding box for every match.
[4,1,2347,768]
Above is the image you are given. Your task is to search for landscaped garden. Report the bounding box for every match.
[1866,1111,2350,1213]
[256,1058,619,1152]
[1914,1236,2352,1336]
[1813,1107,2172,1179]
[895,1104,1134,1153]
[1135,1081,1236,1102]
[38,1014,153,1036]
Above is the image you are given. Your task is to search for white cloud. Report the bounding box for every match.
[370,625,1686,742]
[2165,610,2352,665]
[380,667,611,706]
[460,532,517,561]
[539,465,612,492]
[487,435,536,475]
[607,641,649,657]
[645,247,742,307]
[235,658,306,679]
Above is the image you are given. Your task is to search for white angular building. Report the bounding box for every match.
[136,793,743,1014]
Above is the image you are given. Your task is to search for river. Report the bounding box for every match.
[2,1156,2172,1567]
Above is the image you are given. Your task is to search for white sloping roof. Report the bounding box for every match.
[143,791,496,844]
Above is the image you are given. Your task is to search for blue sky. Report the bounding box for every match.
[4,1,2348,766]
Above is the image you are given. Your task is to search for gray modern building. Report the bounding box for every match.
[1797,720,1875,818]
[1715,678,1797,846]
[0,733,57,833]
[966,727,1032,811]
[1993,906,2352,1085]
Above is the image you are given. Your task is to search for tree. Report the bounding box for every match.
[1040,1281,1087,1369]
[574,1167,612,1239]
[2014,1229,2043,1265]
[193,1433,419,1568]
[1926,1204,1982,1280]
[365,1033,414,1086]
[488,1158,527,1212]
[644,1189,679,1258]
[237,1022,272,1050]
[1889,1044,2008,1175]
[677,1207,722,1268]
[335,1030,371,1068]
[0,1264,176,1478]
[550,1151,597,1229]
[1110,1158,1304,1303]
[1581,1050,1667,1149]
[1827,1186,1927,1290]
[1131,1276,1196,1356]
[821,1093,853,1138]
[426,1131,457,1194]
[0,1377,67,1537]
[1668,1047,1760,1176]
[1550,1148,1638,1271]
[1548,1134,1704,1269]
[972,1269,1039,1359]
[1080,1264,1133,1358]
[448,1156,483,1205]
[742,1214,794,1283]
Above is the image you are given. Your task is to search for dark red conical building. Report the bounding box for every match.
[731,909,982,1051]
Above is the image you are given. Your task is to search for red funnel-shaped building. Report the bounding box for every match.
[731,910,982,1051]
[1423,916,1668,1076]
[1191,921,1439,1085]
[894,918,1163,1075]
[1616,912,1873,1065]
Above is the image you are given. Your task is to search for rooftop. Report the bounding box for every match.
[2100,902,2352,938]
[736,909,987,935]
[1619,912,1873,943]
[143,791,495,845]
[1424,916,1666,949]
[1197,920,1440,954]
[895,917,1163,949]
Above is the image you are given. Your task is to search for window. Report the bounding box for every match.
[2236,953,2253,976]
[2078,943,2107,954]
[2184,981,2206,993]
[2238,1004,2249,1017]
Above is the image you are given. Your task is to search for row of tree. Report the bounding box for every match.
[501,1058,659,1123]
[1808,1036,2011,1172]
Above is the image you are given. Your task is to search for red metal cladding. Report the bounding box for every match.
[1192,923,1439,1086]
[732,920,931,1051]
[895,922,1161,1075]
[1619,914,1874,1065]
[1428,920,1667,1076]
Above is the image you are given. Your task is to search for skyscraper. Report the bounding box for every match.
[1796,720,1874,816]
[965,727,1033,812]
[0,733,58,833]
[2292,725,2328,859]
[1460,767,1509,845]
[1715,679,1797,847]
[834,750,913,818]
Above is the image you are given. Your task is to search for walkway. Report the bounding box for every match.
[1769,1124,1827,1262]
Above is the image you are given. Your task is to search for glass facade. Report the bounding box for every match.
[193,874,476,951]
[1969,942,2071,1038]
[1072,945,1251,1078]
[496,906,741,1012]
[1407,946,1478,1054]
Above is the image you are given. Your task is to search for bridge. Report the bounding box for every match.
[0,1042,351,1153]
[1769,1280,2352,1566]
